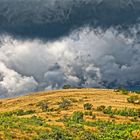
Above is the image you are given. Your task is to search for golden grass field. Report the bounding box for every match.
[0,88,140,139]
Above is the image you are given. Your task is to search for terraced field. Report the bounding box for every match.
[0,88,140,140]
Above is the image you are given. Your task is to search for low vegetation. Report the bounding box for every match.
[58,98,71,109]
[83,103,93,110]
[115,87,129,95]
[37,101,48,111]
[127,95,140,104]
[0,88,139,139]
[97,105,140,117]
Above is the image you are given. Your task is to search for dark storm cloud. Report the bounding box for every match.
[0,0,140,39]
[0,0,140,98]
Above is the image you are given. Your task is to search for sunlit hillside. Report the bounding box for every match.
[0,88,140,140]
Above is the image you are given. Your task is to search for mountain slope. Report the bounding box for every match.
[0,88,140,139]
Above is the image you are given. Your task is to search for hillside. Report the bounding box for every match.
[0,88,140,140]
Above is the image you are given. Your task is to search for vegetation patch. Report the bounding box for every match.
[97,105,106,111]
[0,89,140,139]
[0,109,35,117]
[58,98,71,109]
[127,95,140,104]
[97,106,140,117]
[115,87,129,95]
[37,101,49,111]
[71,111,84,123]
[84,111,93,116]
[85,120,140,140]
[83,103,93,110]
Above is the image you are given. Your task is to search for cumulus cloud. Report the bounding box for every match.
[0,27,140,97]
[0,62,38,98]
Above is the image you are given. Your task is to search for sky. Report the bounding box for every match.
[0,0,140,97]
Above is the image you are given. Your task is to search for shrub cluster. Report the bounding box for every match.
[84,111,92,116]
[127,95,140,104]
[115,88,129,95]
[83,103,93,110]
[0,109,35,117]
[71,111,84,123]
[97,106,140,117]
[0,109,140,140]
[97,105,106,111]
[58,98,71,109]
[37,101,49,111]
[62,85,72,89]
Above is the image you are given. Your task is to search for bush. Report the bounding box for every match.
[127,96,140,104]
[83,103,93,110]
[92,114,96,119]
[103,106,113,114]
[101,106,139,117]
[115,87,129,95]
[121,89,129,95]
[109,113,115,118]
[135,91,140,94]
[37,101,48,111]
[97,105,106,111]
[116,108,138,117]
[130,117,139,122]
[0,109,35,117]
[58,98,71,109]
[71,111,84,123]
[63,85,72,89]
[137,109,140,118]
[84,111,92,116]
[15,109,35,116]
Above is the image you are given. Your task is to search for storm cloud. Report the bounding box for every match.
[0,27,140,97]
[0,0,140,97]
[0,0,140,39]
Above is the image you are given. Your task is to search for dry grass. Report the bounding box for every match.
[0,88,140,124]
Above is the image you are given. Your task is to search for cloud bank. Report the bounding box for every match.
[0,27,140,97]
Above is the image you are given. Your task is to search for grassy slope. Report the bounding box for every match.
[0,88,140,140]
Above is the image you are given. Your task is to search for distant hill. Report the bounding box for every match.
[0,88,140,140]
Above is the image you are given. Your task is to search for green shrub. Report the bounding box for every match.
[83,103,93,110]
[97,105,106,111]
[127,95,140,104]
[58,98,71,109]
[103,106,113,114]
[71,111,84,123]
[135,91,140,94]
[137,109,140,118]
[115,87,129,95]
[37,101,48,111]
[101,106,139,117]
[130,117,139,122]
[15,109,35,116]
[0,109,35,117]
[47,108,54,112]
[84,111,92,116]
[121,89,129,95]
[63,85,72,89]
[109,113,115,118]
[85,120,140,139]
[92,114,96,119]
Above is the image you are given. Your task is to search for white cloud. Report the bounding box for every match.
[0,27,140,97]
